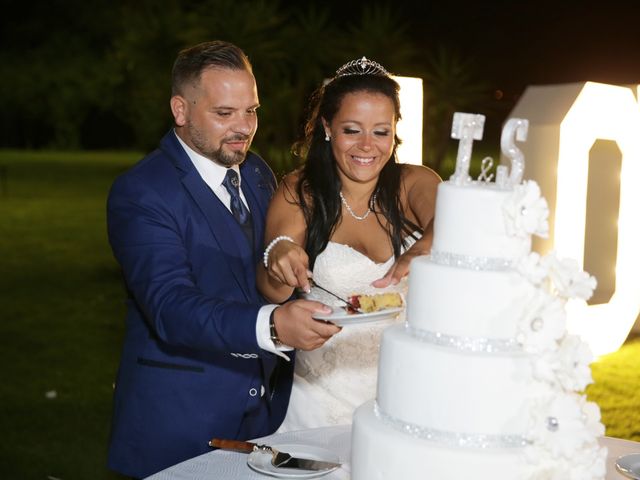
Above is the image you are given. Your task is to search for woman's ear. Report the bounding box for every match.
[321,118,331,140]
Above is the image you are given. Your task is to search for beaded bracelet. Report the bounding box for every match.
[263,235,294,268]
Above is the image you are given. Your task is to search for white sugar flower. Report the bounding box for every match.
[542,253,597,300]
[527,444,607,480]
[503,180,549,238]
[534,335,594,390]
[517,290,566,352]
[528,393,604,458]
[565,444,607,480]
[582,400,606,437]
[531,356,557,388]
[516,252,548,286]
[555,335,594,391]
[526,455,573,480]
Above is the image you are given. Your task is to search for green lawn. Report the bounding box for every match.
[0,149,637,479]
[589,335,640,441]
[0,150,137,479]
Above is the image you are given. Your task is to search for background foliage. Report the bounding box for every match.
[0,0,499,176]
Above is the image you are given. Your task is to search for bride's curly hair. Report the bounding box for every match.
[291,73,421,269]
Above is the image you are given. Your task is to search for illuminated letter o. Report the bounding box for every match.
[506,82,640,356]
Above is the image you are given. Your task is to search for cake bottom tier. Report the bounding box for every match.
[351,399,527,480]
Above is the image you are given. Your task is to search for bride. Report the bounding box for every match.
[257,57,440,431]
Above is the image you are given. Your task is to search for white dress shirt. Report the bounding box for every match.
[175,131,290,359]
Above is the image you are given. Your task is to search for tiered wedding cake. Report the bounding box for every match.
[351,113,607,480]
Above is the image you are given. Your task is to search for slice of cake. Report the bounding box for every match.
[349,293,403,313]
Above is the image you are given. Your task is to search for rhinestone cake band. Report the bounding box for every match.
[404,323,523,354]
[374,402,530,449]
[429,250,514,271]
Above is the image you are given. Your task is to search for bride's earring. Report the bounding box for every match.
[325,132,330,142]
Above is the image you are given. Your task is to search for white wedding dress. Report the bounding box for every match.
[277,238,414,432]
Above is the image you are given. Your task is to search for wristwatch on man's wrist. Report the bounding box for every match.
[269,309,281,346]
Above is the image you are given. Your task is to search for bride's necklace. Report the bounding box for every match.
[339,191,376,221]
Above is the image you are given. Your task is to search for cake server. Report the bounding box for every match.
[309,278,362,313]
[209,438,341,470]
[616,453,640,479]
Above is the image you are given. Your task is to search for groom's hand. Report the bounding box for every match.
[273,300,340,351]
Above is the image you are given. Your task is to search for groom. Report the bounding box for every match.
[106,40,339,479]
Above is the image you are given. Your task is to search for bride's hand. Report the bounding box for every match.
[371,254,411,288]
[266,239,312,292]
[371,236,432,288]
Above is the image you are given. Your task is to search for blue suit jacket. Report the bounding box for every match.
[106,131,294,478]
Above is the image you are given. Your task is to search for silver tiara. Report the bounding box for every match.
[335,56,390,78]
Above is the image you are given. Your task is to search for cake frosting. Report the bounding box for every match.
[431,181,531,260]
[351,114,607,480]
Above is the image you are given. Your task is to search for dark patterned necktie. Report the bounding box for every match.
[222,168,253,245]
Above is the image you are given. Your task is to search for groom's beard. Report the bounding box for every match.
[210,134,251,167]
[188,122,251,167]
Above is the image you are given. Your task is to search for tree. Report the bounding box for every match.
[343,4,419,76]
[104,0,185,150]
[0,0,446,167]
[0,0,119,148]
[422,45,491,174]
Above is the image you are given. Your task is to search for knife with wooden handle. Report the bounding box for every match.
[209,438,256,452]
[209,438,341,471]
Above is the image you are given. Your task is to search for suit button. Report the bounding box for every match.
[260,385,265,397]
[249,388,258,397]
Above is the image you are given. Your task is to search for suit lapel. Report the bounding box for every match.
[160,132,255,302]
[239,161,270,256]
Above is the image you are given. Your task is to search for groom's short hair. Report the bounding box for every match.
[171,40,253,96]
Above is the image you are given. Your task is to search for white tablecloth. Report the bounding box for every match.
[146,426,639,480]
[146,425,351,480]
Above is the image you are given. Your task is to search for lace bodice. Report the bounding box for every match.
[306,242,406,306]
[278,238,415,431]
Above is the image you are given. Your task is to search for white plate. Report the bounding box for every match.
[616,453,640,479]
[313,307,403,326]
[247,443,340,478]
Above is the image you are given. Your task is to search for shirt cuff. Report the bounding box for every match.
[257,304,293,360]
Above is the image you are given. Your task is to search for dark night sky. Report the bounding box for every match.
[441,2,640,90]
[328,0,640,96]
[309,0,640,144]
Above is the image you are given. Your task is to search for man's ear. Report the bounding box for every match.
[170,95,188,126]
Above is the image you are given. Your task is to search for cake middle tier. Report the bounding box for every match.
[377,324,539,437]
[407,256,536,339]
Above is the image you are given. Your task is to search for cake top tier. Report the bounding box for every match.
[430,113,549,263]
[431,181,550,261]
